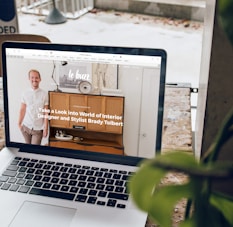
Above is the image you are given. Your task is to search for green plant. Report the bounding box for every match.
[218,0,233,44]
[129,1,233,226]
[129,106,233,227]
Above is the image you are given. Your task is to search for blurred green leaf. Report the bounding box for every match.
[210,192,233,225]
[218,0,233,45]
[180,218,196,227]
[129,161,166,211]
[148,184,192,227]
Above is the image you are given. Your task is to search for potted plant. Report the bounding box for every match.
[129,1,233,226]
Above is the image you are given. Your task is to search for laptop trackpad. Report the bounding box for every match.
[10,201,76,227]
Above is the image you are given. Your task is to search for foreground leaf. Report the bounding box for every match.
[148,184,192,227]
[129,161,166,211]
[210,192,233,226]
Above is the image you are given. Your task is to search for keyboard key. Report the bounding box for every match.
[43,183,52,189]
[68,180,77,186]
[25,180,34,186]
[77,169,85,174]
[17,173,25,178]
[3,170,17,177]
[115,180,124,186]
[7,165,19,171]
[43,165,51,170]
[64,163,72,167]
[109,169,118,173]
[75,194,87,203]
[8,178,17,184]
[108,192,129,201]
[25,174,34,180]
[35,164,43,169]
[97,201,106,206]
[56,162,64,166]
[86,170,94,176]
[10,184,20,192]
[11,160,19,165]
[16,179,26,185]
[119,171,127,174]
[48,161,55,165]
[96,184,105,190]
[68,168,76,174]
[18,186,30,193]
[51,178,59,183]
[78,181,86,187]
[18,161,27,167]
[61,186,70,192]
[79,188,88,195]
[88,190,97,196]
[52,172,60,177]
[34,175,42,181]
[106,179,114,185]
[27,168,35,174]
[87,177,96,182]
[87,183,95,189]
[60,167,68,172]
[60,179,68,185]
[87,196,97,204]
[115,187,124,193]
[0,176,9,182]
[104,173,112,178]
[117,204,126,209]
[95,172,103,177]
[106,186,114,191]
[27,162,35,168]
[96,178,105,184]
[70,187,78,193]
[70,174,78,180]
[107,199,117,207]
[30,188,75,200]
[35,170,43,175]
[18,167,27,173]
[113,174,121,179]
[61,173,69,179]
[44,171,52,176]
[98,191,107,197]
[34,182,43,188]
[51,166,59,171]
[51,184,60,191]
[42,177,51,182]
[1,183,11,190]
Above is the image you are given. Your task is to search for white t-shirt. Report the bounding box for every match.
[22,88,48,130]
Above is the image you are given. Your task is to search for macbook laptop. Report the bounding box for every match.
[0,41,166,227]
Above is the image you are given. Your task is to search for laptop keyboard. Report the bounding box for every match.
[0,157,134,209]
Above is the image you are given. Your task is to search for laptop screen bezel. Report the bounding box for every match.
[2,41,166,166]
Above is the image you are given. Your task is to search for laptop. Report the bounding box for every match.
[0,41,166,227]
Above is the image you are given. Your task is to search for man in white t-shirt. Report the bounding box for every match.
[18,69,49,145]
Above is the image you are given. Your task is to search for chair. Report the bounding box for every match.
[0,34,50,77]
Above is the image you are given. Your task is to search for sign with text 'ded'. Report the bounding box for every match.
[0,0,18,34]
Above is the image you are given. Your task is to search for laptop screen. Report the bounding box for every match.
[2,42,166,165]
